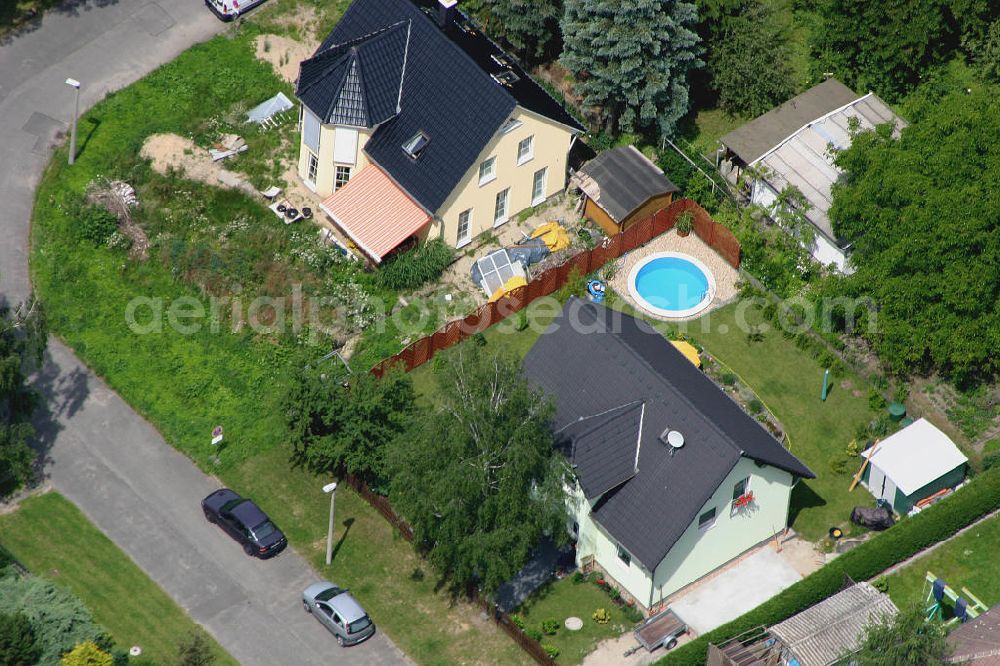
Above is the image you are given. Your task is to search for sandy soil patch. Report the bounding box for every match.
[608,229,740,321]
[140,133,257,197]
[254,34,314,84]
[269,3,320,36]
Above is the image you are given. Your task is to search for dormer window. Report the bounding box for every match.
[403,131,430,159]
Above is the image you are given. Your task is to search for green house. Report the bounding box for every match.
[860,418,968,515]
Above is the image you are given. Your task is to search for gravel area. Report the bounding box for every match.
[608,229,740,321]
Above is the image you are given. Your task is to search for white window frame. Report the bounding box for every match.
[479,156,497,186]
[517,136,534,166]
[494,188,510,228]
[698,506,717,531]
[500,118,523,134]
[457,209,472,247]
[531,167,547,205]
[616,544,631,567]
[334,165,352,191]
[305,152,319,190]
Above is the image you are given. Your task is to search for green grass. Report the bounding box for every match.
[226,447,532,666]
[884,512,1000,614]
[516,577,628,665]
[0,493,235,665]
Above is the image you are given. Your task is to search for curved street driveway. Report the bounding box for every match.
[0,3,408,664]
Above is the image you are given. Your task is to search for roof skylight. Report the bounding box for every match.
[402,131,430,159]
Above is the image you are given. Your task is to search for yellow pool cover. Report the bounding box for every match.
[671,340,701,368]
[531,221,571,252]
[489,275,529,302]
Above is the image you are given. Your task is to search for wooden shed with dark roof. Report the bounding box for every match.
[572,145,680,236]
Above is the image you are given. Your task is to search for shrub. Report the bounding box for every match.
[541,619,559,635]
[510,614,526,630]
[60,641,113,666]
[374,240,454,291]
[592,608,611,624]
[526,627,543,642]
[721,373,737,386]
[75,205,118,246]
[659,467,1000,666]
[542,643,560,659]
[872,576,889,593]
[0,612,40,666]
[983,451,1000,471]
[748,399,764,414]
[623,602,645,624]
[675,211,694,233]
[176,632,215,666]
[571,571,586,584]
[868,387,887,411]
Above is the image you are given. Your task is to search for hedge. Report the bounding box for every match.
[658,467,1000,666]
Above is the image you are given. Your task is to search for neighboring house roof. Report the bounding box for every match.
[557,401,644,499]
[574,146,680,224]
[770,582,898,666]
[865,418,968,496]
[947,605,1000,665]
[319,163,430,262]
[523,299,814,570]
[298,20,410,128]
[721,79,906,247]
[720,79,860,164]
[299,0,584,214]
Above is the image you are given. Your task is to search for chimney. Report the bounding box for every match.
[437,0,457,28]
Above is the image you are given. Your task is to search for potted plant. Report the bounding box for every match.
[675,211,694,237]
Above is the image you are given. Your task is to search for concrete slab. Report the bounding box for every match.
[670,547,802,634]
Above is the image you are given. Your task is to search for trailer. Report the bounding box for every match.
[204,0,270,21]
[623,608,688,656]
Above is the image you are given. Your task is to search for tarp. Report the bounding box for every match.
[507,237,549,267]
[531,221,571,252]
[247,92,294,124]
[489,275,528,302]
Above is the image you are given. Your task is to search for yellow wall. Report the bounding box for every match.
[297,113,373,198]
[585,197,620,236]
[433,106,576,247]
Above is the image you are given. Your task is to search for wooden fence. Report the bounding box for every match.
[341,474,414,542]
[372,198,739,377]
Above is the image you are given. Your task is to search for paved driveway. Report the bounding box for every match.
[1,2,408,664]
[670,547,802,634]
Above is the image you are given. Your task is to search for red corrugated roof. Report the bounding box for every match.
[319,164,430,263]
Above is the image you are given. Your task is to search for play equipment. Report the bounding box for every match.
[924,571,988,625]
[586,279,606,303]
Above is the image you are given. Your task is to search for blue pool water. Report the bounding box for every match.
[633,257,710,312]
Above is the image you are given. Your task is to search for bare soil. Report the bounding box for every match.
[254,34,314,84]
[140,133,258,198]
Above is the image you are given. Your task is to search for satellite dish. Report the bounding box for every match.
[666,431,685,449]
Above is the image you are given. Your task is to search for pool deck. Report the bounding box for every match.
[609,229,740,321]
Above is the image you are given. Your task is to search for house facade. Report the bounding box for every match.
[295,0,583,263]
[524,299,815,613]
[718,79,906,273]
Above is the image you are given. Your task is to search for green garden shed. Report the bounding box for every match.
[860,418,968,515]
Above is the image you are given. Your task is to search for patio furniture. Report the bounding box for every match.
[269,198,303,224]
[259,185,282,200]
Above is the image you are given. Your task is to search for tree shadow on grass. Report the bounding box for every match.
[788,480,827,527]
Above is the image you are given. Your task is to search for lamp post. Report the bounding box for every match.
[65,78,81,165]
[323,482,337,566]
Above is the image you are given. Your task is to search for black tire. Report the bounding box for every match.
[665,638,678,650]
[303,601,311,613]
[243,542,256,557]
[336,635,344,647]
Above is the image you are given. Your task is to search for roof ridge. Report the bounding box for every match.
[299,20,410,102]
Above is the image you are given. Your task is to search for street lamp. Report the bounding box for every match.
[65,78,81,165]
[323,482,338,566]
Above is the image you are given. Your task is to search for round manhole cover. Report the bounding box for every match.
[565,616,583,631]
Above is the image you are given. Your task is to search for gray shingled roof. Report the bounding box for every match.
[577,146,679,223]
[299,0,584,214]
[297,21,410,128]
[770,582,897,666]
[523,299,814,570]
[557,401,643,499]
[720,79,859,164]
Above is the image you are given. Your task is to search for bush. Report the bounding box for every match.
[720,373,737,386]
[510,613,526,630]
[60,641,113,666]
[541,618,559,635]
[75,205,118,246]
[983,451,1000,471]
[592,608,611,624]
[374,240,454,291]
[176,632,215,666]
[0,612,41,666]
[659,467,1000,666]
[542,643,560,659]
[526,627,543,642]
[748,399,764,414]
[571,571,586,584]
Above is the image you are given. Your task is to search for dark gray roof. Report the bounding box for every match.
[578,146,679,223]
[300,0,584,214]
[720,78,859,164]
[770,582,898,666]
[947,605,1000,665]
[298,21,410,128]
[558,401,643,499]
[523,299,814,570]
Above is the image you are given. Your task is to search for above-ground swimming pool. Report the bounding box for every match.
[627,252,716,318]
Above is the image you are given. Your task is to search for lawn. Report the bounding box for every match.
[226,446,532,666]
[884,512,1000,614]
[0,493,235,665]
[515,576,630,665]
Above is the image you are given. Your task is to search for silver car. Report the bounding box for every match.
[302,581,376,647]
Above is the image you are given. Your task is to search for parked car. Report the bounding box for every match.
[302,581,376,647]
[201,489,286,558]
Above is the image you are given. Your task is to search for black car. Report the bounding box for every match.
[202,489,287,558]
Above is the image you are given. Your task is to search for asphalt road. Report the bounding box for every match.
[0,3,409,664]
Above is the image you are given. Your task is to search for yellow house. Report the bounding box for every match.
[295,0,584,264]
